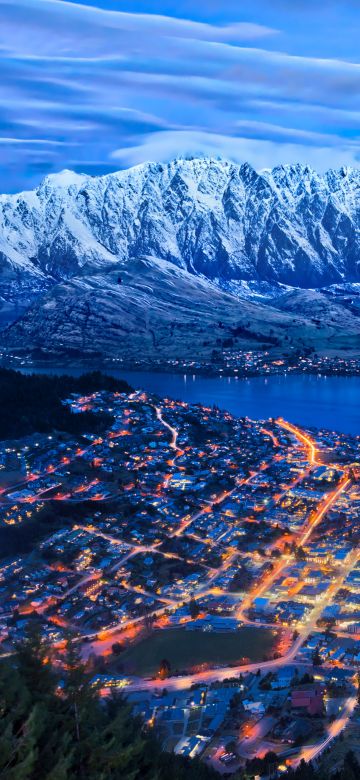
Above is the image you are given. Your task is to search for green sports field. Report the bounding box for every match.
[118,626,278,676]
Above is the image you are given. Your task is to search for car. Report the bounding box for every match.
[219,752,237,765]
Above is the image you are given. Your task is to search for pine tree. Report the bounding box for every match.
[5,705,41,780]
[15,620,55,700]
[158,658,171,680]
[63,636,97,738]
[189,596,200,620]
[86,698,150,780]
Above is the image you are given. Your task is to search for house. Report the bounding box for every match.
[271,666,296,689]
[291,684,324,716]
[242,700,266,716]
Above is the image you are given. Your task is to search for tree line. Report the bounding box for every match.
[0,624,217,780]
[0,368,132,440]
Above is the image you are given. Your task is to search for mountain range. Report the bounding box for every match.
[1,157,360,359]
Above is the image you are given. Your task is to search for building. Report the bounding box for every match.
[291,684,324,716]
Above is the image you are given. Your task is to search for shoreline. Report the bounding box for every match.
[4,359,360,380]
[0,350,360,379]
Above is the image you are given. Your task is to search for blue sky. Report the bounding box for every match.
[1,0,360,191]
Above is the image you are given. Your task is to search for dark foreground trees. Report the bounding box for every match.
[0,368,132,440]
[0,625,217,780]
[284,752,360,780]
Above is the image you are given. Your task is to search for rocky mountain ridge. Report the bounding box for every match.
[1,157,360,358]
[1,158,360,308]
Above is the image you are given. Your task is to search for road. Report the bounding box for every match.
[237,473,350,623]
[277,418,319,465]
[155,406,180,451]
[299,476,350,547]
[172,462,274,539]
[260,428,280,449]
[291,695,358,768]
[239,716,276,760]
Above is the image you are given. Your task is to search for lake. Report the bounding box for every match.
[20,367,360,434]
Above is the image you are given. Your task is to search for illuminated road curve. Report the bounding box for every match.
[123,632,307,693]
[277,418,319,465]
[291,695,358,768]
[154,406,180,451]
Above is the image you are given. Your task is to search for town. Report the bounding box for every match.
[0,386,360,774]
[102,351,360,379]
[3,348,360,380]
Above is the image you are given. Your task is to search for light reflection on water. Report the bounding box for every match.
[19,367,360,434]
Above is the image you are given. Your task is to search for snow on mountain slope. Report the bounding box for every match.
[1,158,360,307]
[5,256,359,359]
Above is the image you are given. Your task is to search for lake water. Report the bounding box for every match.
[20,367,360,435]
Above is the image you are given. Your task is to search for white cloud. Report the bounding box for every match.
[232,119,359,147]
[0,137,69,145]
[0,0,359,190]
[1,1,277,60]
[111,129,360,172]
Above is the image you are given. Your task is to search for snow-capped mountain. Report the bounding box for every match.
[1,158,360,307]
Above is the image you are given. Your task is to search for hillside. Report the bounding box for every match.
[3,256,360,359]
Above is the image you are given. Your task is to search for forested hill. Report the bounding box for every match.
[0,626,218,780]
[0,368,132,440]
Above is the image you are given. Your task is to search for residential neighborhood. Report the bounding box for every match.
[0,386,360,774]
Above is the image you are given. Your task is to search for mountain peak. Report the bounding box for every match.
[39,169,88,190]
[0,157,359,307]
[29,158,360,195]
